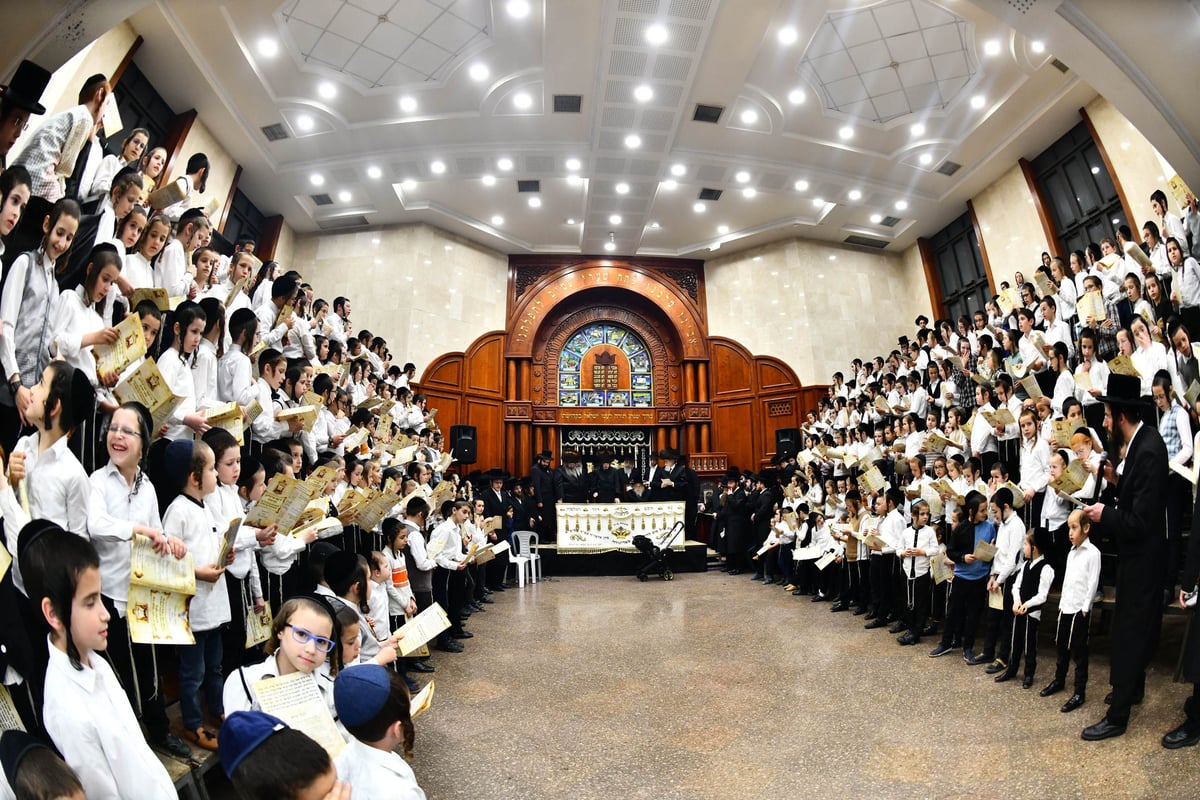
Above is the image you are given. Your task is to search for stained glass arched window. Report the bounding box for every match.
[557,322,653,408]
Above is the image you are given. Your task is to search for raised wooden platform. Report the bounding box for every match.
[535,540,709,576]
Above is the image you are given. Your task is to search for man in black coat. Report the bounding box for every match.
[554,451,588,504]
[650,448,700,537]
[1081,374,1169,741]
[617,454,641,500]
[587,452,623,503]
[528,450,556,540]
[1163,494,1200,748]
[715,470,750,574]
[480,469,514,592]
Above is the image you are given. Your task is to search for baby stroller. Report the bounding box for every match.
[633,521,684,582]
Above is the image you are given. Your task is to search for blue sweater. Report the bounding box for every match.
[956,520,996,581]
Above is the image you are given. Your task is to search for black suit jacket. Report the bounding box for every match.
[1099,422,1168,687]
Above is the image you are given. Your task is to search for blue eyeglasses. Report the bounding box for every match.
[287,625,335,653]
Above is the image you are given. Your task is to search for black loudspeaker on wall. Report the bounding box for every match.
[450,425,478,465]
[775,427,800,459]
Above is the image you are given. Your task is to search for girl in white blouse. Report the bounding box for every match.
[157,302,211,440]
[122,213,169,292]
[86,401,191,759]
[24,524,177,799]
[194,297,224,411]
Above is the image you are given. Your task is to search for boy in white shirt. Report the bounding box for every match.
[334,665,426,800]
[1041,509,1101,713]
[897,500,939,646]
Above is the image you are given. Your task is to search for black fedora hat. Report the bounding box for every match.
[535,450,552,460]
[657,447,681,460]
[1097,373,1150,409]
[0,60,51,116]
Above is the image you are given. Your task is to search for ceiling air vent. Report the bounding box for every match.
[1051,58,1069,74]
[316,215,370,230]
[844,235,889,249]
[879,215,901,227]
[517,180,541,193]
[261,123,288,142]
[693,103,723,124]
[553,95,582,113]
[310,193,333,206]
[936,160,962,176]
[698,187,723,201]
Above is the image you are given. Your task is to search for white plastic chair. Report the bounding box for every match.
[513,531,542,584]
[505,531,533,587]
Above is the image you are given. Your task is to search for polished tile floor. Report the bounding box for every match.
[410,572,1198,800]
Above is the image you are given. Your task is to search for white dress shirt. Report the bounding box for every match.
[208,483,262,601]
[335,735,427,800]
[218,345,255,406]
[163,494,229,632]
[1058,538,1102,614]
[193,337,220,410]
[154,238,194,298]
[50,286,104,387]
[87,464,163,614]
[428,518,466,570]
[991,511,1026,584]
[901,524,939,578]
[157,348,199,441]
[43,638,177,800]
[1011,555,1055,620]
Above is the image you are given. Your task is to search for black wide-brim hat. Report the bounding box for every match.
[1096,372,1151,409]
[0,60,51,115]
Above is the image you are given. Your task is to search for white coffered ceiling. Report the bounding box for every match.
[123,0,1100,258]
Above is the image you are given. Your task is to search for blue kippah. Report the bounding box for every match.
[218,711,288,778]
[334,664,391,727]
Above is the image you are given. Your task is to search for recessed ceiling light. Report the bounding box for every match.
[734,171,750,184]
[910,122,925,137]
[257,37,279,58]
[565,157,581,171]
[670,164,686,177]
[634,84,654,103]
[469,63,489,81]
[693,202,706,213]
[794,179,809,192]
[895,200,909,211]
[717,224,729,234]
[604,241,616,252]
[870,213,883,224]
[648,221,660,229]
[309,173,325,186]
[740,108,759,125]
[645,23,669,46]
[295,114,314,132]
[609,214,622,225]
[317,81,337,100]
[812,197,824,207]
[430,160,446,174]
[567,174,582,186]
[848,189,862,201]
[1031,40,1046,54]
[400,178,416,190]
[828,255,837,261]
[366,165,382,179]
[528,196,542,208]
[399,96,417,112]
[615,182,630,194]
[984,39,1001,56]
[777,26,798,45]
[742,187,757,198]
[919,152,934,166]
[788,88,806,104]
[497,157,514,171]
[624,134,642,149]
[567,218,576,225]
[661,179,678,190]
[1090,166,1100,174]
[838,125,854,140]
[481,174,496,186]
[491,215,504,225]
[506,0,531,19]
[337,190,351,202]
[971,94,985,109]
[513,91,532,109]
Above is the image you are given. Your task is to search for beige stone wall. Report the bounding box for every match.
[971,164,1050,287]
[1085,95,1179,230]
[705,237,932,386]
[272,222,296,268]
[288,223,509,373]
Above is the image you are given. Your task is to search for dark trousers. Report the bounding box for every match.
[940,576,987,650]
[839,559,866,607]
[178,628,224,730]
[869,555,896,619]
[903,573,932,634]
[777,543,795,585]
[1166,474,1190,591]
[983,576,1016,661]
[1008,613,1041,679]
[998,438,1020,483]
[1054,610,1090,695]
[101,595,171,743]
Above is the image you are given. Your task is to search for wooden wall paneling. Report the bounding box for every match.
[217,164,242,235]
[420,354,463,390]
[965,200,998,295]
[109,35,144,87]
[709,339,754,396]
[711,399,755,472]
[466,398,504,469]
[420,391,461,434]
[754,356,801,393]
[256,215,284,261]
[465,333,505,395]
[158,108,196,188]
[917,236,950,312]
[1019,157,1061,253]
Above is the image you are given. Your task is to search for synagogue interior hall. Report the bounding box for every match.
[2,1,1200,799]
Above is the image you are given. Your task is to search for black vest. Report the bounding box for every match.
[1019,558,1049,603]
